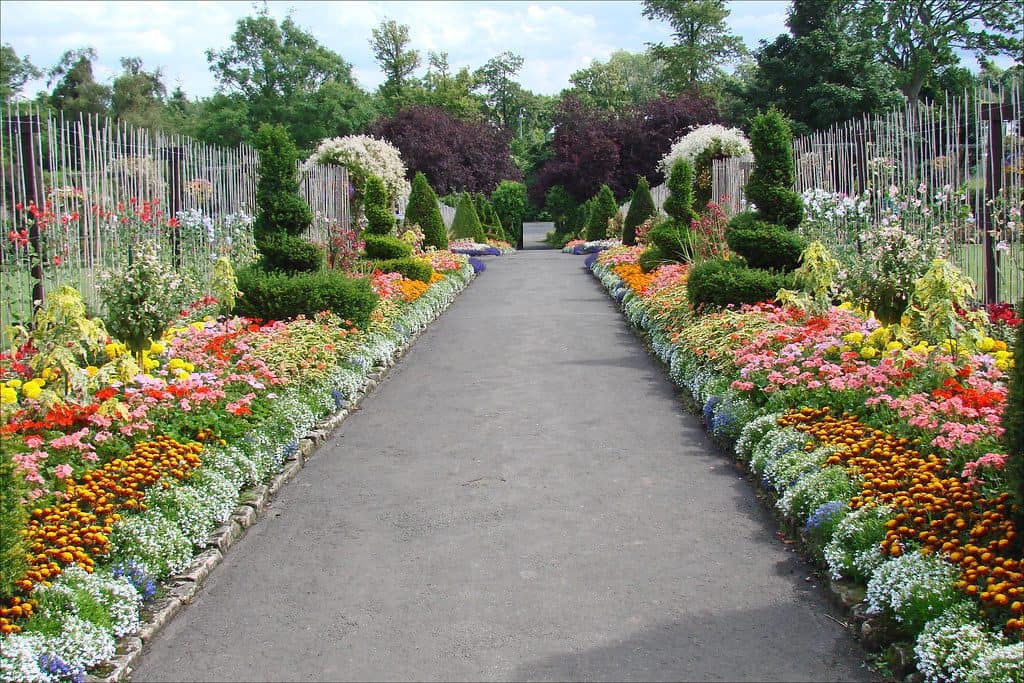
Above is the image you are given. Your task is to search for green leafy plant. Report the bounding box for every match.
[211,256,239,315]
[364,234,413,260]
[586,184,618,242]
[10,285,107,396]
[776,241,842,314]
[404,172,447,250]
[363,174,395,236]
[253,123,313,242]
[99,241,199,360]
[623,176,656,246]
[235,267,378,328]
[907,258,983,345]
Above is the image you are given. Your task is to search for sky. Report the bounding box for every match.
[0,0,793,99]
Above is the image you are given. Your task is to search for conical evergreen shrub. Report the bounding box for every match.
[623,176,656,246]
[405,172,447,250]
[451,192,485,242]
[586,184,617,242]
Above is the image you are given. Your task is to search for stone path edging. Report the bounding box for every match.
[83,273,472,683]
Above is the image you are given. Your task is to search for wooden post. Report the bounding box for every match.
[163,145,184,267]
[980,103,1012,304]
[15,114,45,314]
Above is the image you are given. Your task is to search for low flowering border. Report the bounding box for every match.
[0,263,475,682]
[562,238,620,255]
[586,257,1022,682]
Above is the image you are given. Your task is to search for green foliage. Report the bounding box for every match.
[662,158,698,225]
[570,200,594,239]
[745,109,803,229]
[908,258,981,345]
[451,192,486,242]
[648,219,695,263]
[586,184,618,242]
[363,174,395,236]
[491,180,527,248]
[544,185,578,234]
[11,285,107,396]
[1006,299,1024,543]
[258,234,325,273]
[725,212,805,271]
[364,234,413,260]
[405,172,447,250]
[211,256,239,315]
[687,258,791,311]
[205,8,374,149]
[641,0,745,90]
[253,123,313,242]
[370,257,434,282]
[99,242,199,357]
[776,241,841,314]
[235,267,378,327]
[0,447,28,600]
[639,244,669,273]
[623,176,657,246]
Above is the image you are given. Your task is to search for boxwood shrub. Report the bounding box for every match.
[370,257,433,282]
[235,266,378,327]
[687,258,792,311]
[364,234,413,260]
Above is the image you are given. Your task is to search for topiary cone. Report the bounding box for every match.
[405,172,447,250]
[623,176,656,246]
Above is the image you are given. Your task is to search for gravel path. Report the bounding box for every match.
[131,223,872,682]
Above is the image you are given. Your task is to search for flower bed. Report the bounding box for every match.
[0,257,475,682]
[585,245,1022,682]
[561,238,620,255]
[447,238,508,257]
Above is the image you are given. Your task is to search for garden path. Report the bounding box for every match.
[131,223,872,682]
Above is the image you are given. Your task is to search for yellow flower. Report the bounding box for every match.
[149,341,166,355]
[0,386,16,404]
[911,342,930,354]
[843,332,863,345]
[942,339,959,354]
[143,357,159,371]
[85,365,99,377]
[190,321,205,331]
[22,381,42,400]
[105,343,126,360]
[168,358,186,371]
[6,379,22,389]
[40,367,57,381]
[993,340,1008,352]
[860,346,878,360]
[886,341,904,352]
[977,336,996,352]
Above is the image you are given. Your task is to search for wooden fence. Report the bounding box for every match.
[710,84,1023,304]
[0,103,351,333]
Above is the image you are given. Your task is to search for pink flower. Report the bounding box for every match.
[53,463,73,479]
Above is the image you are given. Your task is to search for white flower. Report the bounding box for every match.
[658,124,751,177]
[304,135,410,207]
